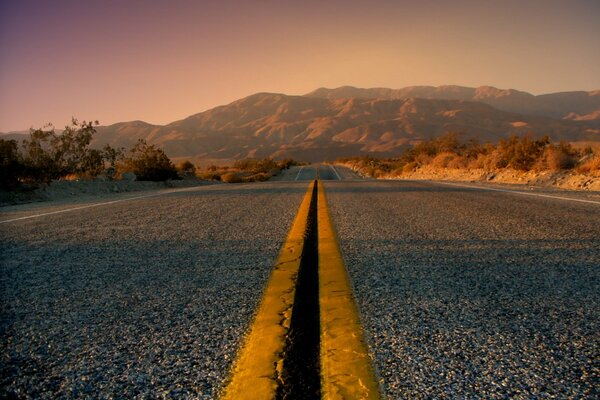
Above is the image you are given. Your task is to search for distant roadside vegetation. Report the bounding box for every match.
[196,158,299,183]
[0,119,183,190]
[338,133,600,178]
[0,119,300,191]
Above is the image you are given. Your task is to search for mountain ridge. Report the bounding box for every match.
[304,85,600,119]
[2,86,599,163]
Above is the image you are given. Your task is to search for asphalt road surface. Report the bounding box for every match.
[324,179,599,398]
[1,169,599,398]
[0,183,307,399]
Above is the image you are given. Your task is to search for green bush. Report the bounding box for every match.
[3,119,123,188]
[118,139,179,181]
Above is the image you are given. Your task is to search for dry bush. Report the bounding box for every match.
[197,171,222,181]
[244,172,271,182]
[431,152,454,168]
[402,161,419,174]
[176,160,196,175]
[221,172,243,183]
[447,155,468,169]
[576,154,600,174]
[468,153,488,169]
[414,153,432,165]
[538,146,577,171]
[430,152,468,169]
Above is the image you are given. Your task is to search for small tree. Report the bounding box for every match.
[119,139,179,181]
[19,119,117,182]
[0,139,24,189]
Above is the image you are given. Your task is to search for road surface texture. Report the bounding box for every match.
[2,168,599,399]
[324,179,599,398]
[0,183,306,399]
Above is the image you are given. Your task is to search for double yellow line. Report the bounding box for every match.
[222,181,380,400]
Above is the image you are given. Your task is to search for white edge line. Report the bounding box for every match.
[0,185,204,224]
[330,165,342,181]
[433,181,600,205]
[294,166,304,181]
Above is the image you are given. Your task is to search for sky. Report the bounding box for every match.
[1,0,599,131]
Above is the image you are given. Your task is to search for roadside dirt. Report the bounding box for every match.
[398,166,600,191]
[341,163,600,192]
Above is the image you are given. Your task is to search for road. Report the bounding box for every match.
[1,167,599,398]
[0,183,307,399]
[324,179,599,398]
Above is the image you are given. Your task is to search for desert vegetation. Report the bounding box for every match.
[338,133,599,179]
[0,120,183,190]
[197,158,298,183]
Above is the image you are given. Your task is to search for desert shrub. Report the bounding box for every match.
[197,171,222,181]
[176,160,197,178]
[0,139,24,189]
[278,158,298,169]
[14,119,121,185]
[447,155,468,169]
[244,172,271,182]
[221,172,243,183]
[176,160,196,173]
[468,153,488,169]
[576,154,600,173]
[119,139,179,181]
[233,158,279,174]
[431,152,456,168]
[495,134,550,171]
[402,161,419,174]
[538,144,577,171]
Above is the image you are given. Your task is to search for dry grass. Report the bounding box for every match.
[576,155,600,174]
[339,133,600,179]
[220,172,243,183]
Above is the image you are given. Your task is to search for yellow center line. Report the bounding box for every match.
[222,180,380,399]
[318,182,381,400]
[221,181,315,400]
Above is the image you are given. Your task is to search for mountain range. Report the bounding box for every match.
[3,85,600,163]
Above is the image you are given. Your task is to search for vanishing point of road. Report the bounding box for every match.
[1,165,598,398]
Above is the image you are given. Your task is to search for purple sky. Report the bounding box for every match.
[1,0,599,131]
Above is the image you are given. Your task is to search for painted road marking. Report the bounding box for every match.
[222,180,380,399]
[0,186,205,224]
[434,181,600,205]
[294,166,305,181]
[329,165,342,181]
[222,181,315,400]
[318,182,380,400]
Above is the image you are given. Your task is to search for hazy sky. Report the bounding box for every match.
[1,0,599,131]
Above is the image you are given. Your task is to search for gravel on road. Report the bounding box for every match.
[325,180,599,399]
[1,183,306,399]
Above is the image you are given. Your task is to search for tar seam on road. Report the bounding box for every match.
[221,181,315,400]
[434,181,600,205]
[222,180,380,400]
[277,181,321,399]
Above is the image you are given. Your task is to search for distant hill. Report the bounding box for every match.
[93,92,599,162]
[305,85,600,119]
[3,86,599,163]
